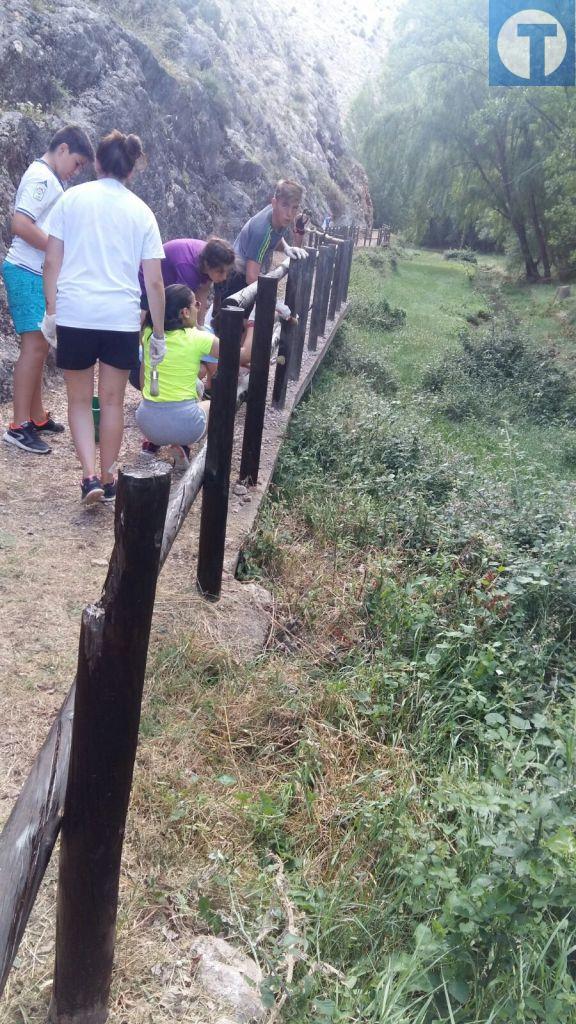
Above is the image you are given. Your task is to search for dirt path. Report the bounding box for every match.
[0,300,347,1020]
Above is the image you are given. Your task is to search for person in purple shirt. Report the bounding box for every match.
[139,236,234,326]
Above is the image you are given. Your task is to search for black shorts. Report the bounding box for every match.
[56,326,140,371]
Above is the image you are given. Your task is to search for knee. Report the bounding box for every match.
[19,333,48,361]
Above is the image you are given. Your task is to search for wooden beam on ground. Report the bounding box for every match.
[0,687,74,996]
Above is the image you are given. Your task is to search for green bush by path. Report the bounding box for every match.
[422,323,576,426]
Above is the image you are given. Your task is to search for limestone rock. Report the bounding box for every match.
[0,0,375,386]
[190,935,265,1023]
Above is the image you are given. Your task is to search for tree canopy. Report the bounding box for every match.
[352,0,576,279]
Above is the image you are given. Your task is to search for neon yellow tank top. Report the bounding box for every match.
[142,326,214,403]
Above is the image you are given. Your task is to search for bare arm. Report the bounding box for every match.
[43,236,64,315]
[195,281,210,327]
[12,212,50,253]
[142,259,165,338]
[245,259,261,285]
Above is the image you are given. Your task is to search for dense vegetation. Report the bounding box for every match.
[122,251,576,1023]
[350,0,576,280]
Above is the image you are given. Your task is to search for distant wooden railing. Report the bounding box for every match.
[0,232,355,1022]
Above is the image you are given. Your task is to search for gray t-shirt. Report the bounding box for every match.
[233,204,289,274]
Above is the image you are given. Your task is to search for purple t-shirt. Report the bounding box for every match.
[139,238,209,298]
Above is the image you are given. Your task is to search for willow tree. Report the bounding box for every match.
[354,0,570,280]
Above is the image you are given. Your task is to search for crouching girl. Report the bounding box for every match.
[136,284,217,465]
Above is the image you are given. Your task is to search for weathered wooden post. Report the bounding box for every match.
[289,246,317,381]
[307,243,334,352]
[272,257,302,410]
[197,306,245,600]
[336,240,347,309]
[343,239,354,302]
[49,464,171,1024]
[238,275,278,486]
[328,242,345,322]
[308,244,336,351]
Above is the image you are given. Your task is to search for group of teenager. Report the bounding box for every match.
[1,123,308,504]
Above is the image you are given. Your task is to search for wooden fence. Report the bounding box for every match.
[0,233,354,1022]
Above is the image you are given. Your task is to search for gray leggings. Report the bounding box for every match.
[135,398,207,446]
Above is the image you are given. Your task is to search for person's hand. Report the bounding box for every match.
[275,300,292,320]
[149,333,166,365]
[40,312,57,347]
[284,245,308,260]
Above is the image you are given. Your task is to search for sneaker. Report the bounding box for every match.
[3,421,52,454]
[81,475,104,505]
[169,444,190,469]
[141,440,160,455]
[33,412,65,434]
[101,480,117,503]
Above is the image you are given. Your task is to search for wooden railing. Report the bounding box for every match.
[0,234,354,1022]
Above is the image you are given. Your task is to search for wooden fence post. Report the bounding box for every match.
[272,257,302,410]
[197,306,244,600]
[289,247,317,381]
[48,464,171,1024]
[238,274,278,486]
[328,242,344,322]
[337,240,348,308]
[343,239,354,302]
[308,244,336,351]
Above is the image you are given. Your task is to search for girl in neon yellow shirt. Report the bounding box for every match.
[136,284,217,464]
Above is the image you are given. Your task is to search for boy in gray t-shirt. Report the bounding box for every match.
[213,179,308,346]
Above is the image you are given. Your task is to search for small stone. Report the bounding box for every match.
[90,558,108,567]
[233,483,248,496]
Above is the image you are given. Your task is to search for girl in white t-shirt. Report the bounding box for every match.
[43,130,166,504]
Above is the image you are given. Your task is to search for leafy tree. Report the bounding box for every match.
[353,0,574,279]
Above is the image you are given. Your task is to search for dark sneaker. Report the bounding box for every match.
[3,421,52,454]
[141,440,160,455]
[81,475,104,505]
[101,480,117,503]
[33,412,65,434]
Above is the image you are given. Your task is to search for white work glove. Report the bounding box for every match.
[275,300,292,320]
[149,333,166,365]
[40,312,57,347]
[284,245,308,260]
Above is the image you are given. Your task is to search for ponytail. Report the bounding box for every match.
[96,130,145,180]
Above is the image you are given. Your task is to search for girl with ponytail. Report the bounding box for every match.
[43,130,166,504]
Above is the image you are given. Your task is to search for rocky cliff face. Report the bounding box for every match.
[0,0,381,394]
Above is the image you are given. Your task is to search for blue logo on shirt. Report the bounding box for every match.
[489,0,575,84]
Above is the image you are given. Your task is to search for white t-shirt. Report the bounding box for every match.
[49,177,164,332]
[5,159,64,275]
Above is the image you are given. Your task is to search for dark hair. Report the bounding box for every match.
[48,125,94,162]
[144,283,195,332]
[96,130,144,181]
[199,237,235,274]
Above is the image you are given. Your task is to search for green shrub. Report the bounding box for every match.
[354,249,389,272]
[348,296,406,331]
[443,248,478,264]
[422,323,576,424]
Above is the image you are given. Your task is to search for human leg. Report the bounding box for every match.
[98,362,129,484]
[63,367,97,478]
[12,330,50,425]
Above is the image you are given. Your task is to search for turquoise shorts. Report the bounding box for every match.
[2,261,45,336]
